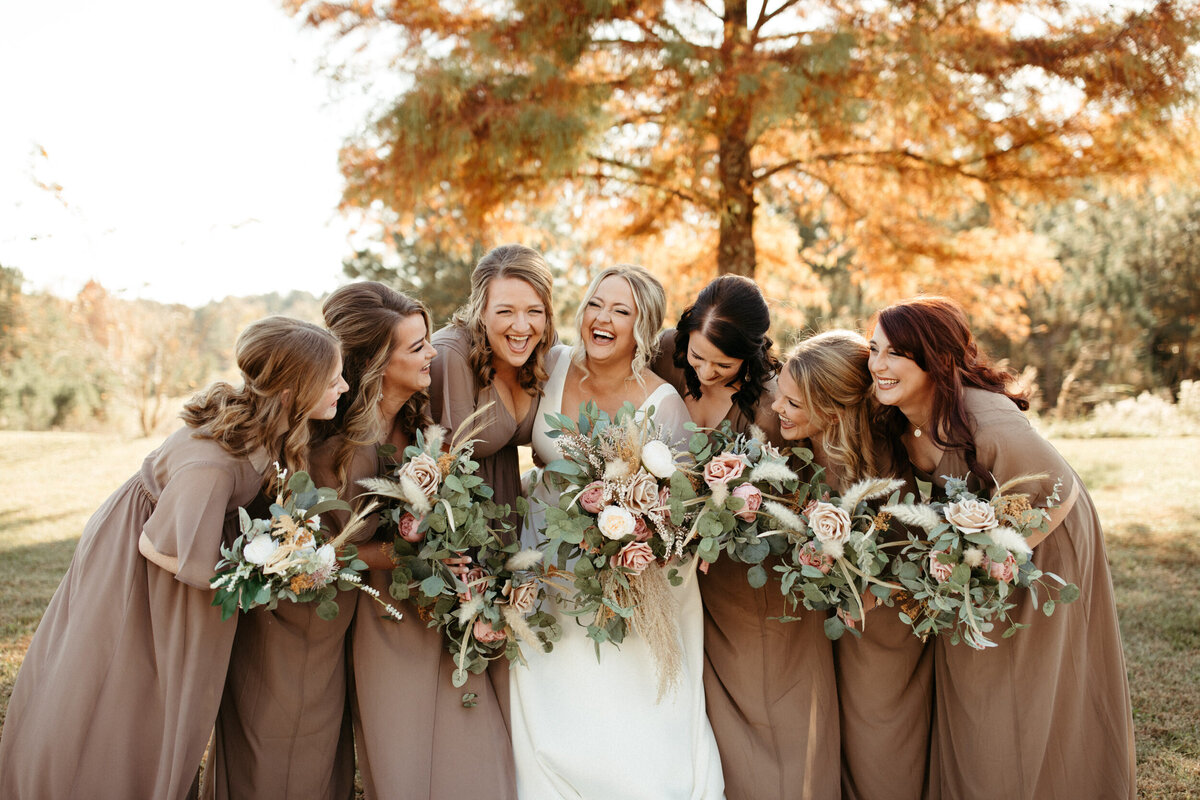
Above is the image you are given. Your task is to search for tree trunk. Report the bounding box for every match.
[716,0,757,278]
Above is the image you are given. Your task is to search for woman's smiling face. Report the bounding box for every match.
[580,275,637,365]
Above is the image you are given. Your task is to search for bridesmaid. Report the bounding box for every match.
[652,275,840,800]
[869,296,1135,799]
[336,281,520,800]
[775,330,932,800]
[0,317,346,800]
[430,242,555,532]
[203,283,433,798]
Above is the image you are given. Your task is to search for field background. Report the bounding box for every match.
[0,430,1196,797]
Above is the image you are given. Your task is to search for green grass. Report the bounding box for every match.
[1,432,1197,796]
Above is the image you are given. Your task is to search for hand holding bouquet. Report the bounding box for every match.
[211,465,392,621]
[883,475,1080,649]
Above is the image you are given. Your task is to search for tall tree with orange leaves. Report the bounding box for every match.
[290,0,1199,314]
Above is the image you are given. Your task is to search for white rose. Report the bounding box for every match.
[944,498,997,533]
[243,533,280,565]
[641,440,677,479]
[597,505,637,540]
[314,544,337,570]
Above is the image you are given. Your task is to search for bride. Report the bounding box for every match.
[509,264,725,799]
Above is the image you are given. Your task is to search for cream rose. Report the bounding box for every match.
[610,541,656,574]
[597,505,637,540]
[577,481,606,514]
[502,580,539,615]
[731,483,762,522]
[805,500,852,545]
[243,533,279,565]
[641,440,677,479]
[624,470,661,515]
[395,452,442,499]
[944,498,998,533]
[703,453,746,488]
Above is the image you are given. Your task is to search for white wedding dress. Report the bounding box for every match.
[509,345,726,799]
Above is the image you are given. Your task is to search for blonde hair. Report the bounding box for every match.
[322,282,433,492]
[449,244,555,396]
[571,264,666,386]
[181,316,339,491]
[783,330,880,486]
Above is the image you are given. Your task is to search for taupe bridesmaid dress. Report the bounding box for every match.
[923,388,1135,800]
[654,328,841,800]
[0,426,271,800]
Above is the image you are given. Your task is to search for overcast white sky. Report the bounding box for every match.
[1,0,375,306]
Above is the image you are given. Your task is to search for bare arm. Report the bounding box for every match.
[138,531,181,575]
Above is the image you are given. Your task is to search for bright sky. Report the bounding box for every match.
[0,0,372,306]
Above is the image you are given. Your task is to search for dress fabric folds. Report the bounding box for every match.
[924,388,1135,800]
[0,426,270,800]
[510,344,726,799]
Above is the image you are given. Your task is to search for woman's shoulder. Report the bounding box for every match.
[432,323,472,356]
[961,386,1028,425]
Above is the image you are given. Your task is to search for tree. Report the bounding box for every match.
[290,0,1198,309]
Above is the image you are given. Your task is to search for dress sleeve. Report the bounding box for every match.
[649,386,692,451]
[308,438,381,546]
[966,389,1075,509]
[650,329,686,392]
[430,331,515,460]
[141,461,240,590]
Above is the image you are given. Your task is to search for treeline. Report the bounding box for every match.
[0,275,323,435]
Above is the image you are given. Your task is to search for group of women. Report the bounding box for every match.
[0,244,1135,800]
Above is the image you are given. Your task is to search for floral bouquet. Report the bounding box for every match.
[882,475,1081,649]
[684,422,805,588]
[537,400,700,694]
[360,410,558,689]
[768,472,909,640]
[211,465,394,622]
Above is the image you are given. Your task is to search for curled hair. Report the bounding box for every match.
[322,282,434,493]
[571,264,666,387]
[672,275,780,421]
[181,316,340,492]
[783,330,881,486]
[870,296,1029,484]
[449,244,555,397]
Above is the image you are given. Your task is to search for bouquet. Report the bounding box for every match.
[360,409,558,690]
[883,474,1081,649]
[684,422,804,588]
[211,465,395,622]
[770,472,908,639]
[537,401,700,694]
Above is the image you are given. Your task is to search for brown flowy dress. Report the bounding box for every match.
[653,329,841,800]
[0,426,270,800]
[830,447,933,800]
[202,438,379,800]
[924,388,1135,800]
[348,324,526,800]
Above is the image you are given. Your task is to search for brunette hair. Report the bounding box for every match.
[871,296,1028,483]
[571,264,666,387]
[783,330,880,486]
[322,282,433,492]
[672,275,780,421]
[449,244,555,396]
[181,316,339,490]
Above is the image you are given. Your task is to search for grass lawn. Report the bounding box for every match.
[0,431,1196,796]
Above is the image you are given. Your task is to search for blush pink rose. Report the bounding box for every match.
[795,540,833,575]
[731,483,762,522]
[610,541,657,574]
[632,515,652,542]
[928,551,955,583]
[397,512,425,543]
[458,566,488,602]
[987,553,1017,583]
[577,481,606,514]
[472,617,507,644]
[703,453,746,489]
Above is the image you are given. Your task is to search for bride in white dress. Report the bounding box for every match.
[509,264,725,800]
